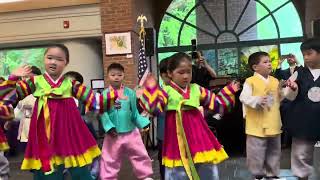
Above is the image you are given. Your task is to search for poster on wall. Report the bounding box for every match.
[0,48,46,78]
[105,32,132,55]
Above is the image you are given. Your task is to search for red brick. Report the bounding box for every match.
[100,0,155,88]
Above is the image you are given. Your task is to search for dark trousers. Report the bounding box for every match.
[280,103,292,147]
[158,139,165,180]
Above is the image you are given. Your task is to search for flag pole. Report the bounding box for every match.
[137,14,147,43]
[137,15,152,72]
[137,14,156,149]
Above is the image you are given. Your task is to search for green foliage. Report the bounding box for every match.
[0,48,46,78]
[158,0,303,78]
[158,0,196,47]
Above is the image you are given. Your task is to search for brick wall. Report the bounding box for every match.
[305,0,320,37]
[100,0,155,88]
[100,0,135,88]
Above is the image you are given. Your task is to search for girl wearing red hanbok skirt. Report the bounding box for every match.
[139,52,240,180]
[2,44,117,180]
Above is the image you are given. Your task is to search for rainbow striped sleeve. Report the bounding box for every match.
[199,86,220,112]
[0,79,17,104]
[200,85,236,113]
[215,84,236,113]
[98,88,118,113]
[16,77,36,100]
[0,77,16,119]
[139,86,168,115]
[73,81,96,112]
[0,76,36,107]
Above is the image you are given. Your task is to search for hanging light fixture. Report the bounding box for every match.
[0,0,24,3]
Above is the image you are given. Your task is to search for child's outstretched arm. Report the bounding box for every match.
[0,65,35,106]
[0,65,31,120]
[72,81,118,113]
[201,81,240,113]
[138,74,168,115]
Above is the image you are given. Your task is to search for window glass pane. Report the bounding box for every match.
[235,1,268,35]
[158,52,177,63]
[201,49,217,71]
[274,3,303,38]
[185,9,196,28]
[193,6,219,36]
[202,0,225,31]
[158,14,183,47]
[280,42,303,69]
[259,0,289,12]
[217,48,238,76]
[227,0,251,30]
[180,25,215,46]
[257,16,278,40]
[180,24,197,46]
[166,0,195,20]
[240,45,279,77]
[217,32,238,43]
[239,16,277,41]
[196,31,216,45]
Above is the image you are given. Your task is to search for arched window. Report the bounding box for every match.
[158,0,304,77]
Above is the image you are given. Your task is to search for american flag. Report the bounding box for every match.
[138,39,149,86]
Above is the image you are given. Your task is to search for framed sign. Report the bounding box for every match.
[105,32,132,55]
[91,79,105,90]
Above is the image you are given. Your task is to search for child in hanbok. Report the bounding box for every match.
[99,63,153,180]
[139,52,240,180]
[285,38,320,180]
[0,78,15,180]
[2,44,116,180]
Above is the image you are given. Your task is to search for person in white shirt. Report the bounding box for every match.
[275,54,300,81]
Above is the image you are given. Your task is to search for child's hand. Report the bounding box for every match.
[230,80,241,92]
[259,96,268,108]
[144,74,157,88]
[140,125,150,134]
[141,111,153,118]
[285,80,298,91]
[107,128,118,137]
[135,86,144,98]
[11,65,32,77]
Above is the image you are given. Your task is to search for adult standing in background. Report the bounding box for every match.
[274,54,300,148]
[191,51,217,89]
[275,53,300,80]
